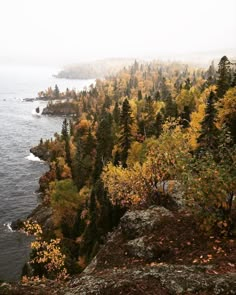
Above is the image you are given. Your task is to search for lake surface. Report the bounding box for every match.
[0,64,94,281]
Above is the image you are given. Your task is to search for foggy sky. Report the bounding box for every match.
[0,0,235,66]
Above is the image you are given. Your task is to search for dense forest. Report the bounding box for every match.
[23,56,236,281]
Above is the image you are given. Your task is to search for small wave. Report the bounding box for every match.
[31,108,41,117]
[25,153,43,162]
[3,222,14,232]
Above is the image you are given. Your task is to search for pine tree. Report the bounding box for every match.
[119,98,134,167]
[197,91,219,151]
[216,56,231,98]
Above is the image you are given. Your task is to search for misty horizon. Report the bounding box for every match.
[0,0,236,67]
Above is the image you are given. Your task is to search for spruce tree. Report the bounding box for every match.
[164,95,178,119]
[205,60,216,86]
[155,112,163,138]
[119,98,133,167]
[144,95,155,137]
[61,118,69,141]
[138,90,143,101]
[184,78,191,90]
[216,56,231,98]
[93,112,113,181]
[197,91,219,151]
[54,84,60,99]
[231,70,236,87]
[61,118,72,168]
[113,102,120,125]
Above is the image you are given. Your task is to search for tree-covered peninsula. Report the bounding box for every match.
[4,57,236,294]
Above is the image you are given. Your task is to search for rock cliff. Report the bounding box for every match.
[64,207,236,294]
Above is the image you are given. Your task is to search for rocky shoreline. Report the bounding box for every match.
[11,145,53,232]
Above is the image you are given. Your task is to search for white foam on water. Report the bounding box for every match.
[3,222,14,232]
[25,153,43,162]
[31,108,41,117]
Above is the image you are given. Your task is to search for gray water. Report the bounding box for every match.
[0,64,94,281]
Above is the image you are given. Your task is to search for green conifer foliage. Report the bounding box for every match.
[197,91,219,151]
[61,118,72,168]
[113,102,120,125]
[119,98,134,167]
[216,56,231,98]
[54,84,60,99]
[93,112,113,180]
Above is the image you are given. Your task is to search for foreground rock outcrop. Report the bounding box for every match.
[64,207,236,294]
[66,264,236,295]
[6,206,236,294]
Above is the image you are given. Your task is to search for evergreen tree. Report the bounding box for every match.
[69,119,74,136]
[79,189,98,262]
[138,90,143,101]
[85,128,96,155]
[205,60,216,85]
[180,105,191,128]
[231,70,236,87]
[113,150,121,166]
[93,112,113,181]
[144,95,155,137]
[73,127,96,190]
[161,77,170,100]
[113,102,120,125]
[73,135,84,190]
[155,112,163,138]
[197,91,219,151]
[103,95,112,109]
[54,84,60,99]
[216,56,231,98]
[61,118,72,168]
[61,118,69,141]
[119,98,134,167]
[154,90,161,101]
[164,95,178,119]
[184,78,191,90]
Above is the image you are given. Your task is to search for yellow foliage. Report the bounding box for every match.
[217,87,236,126]
[22,221,68,281]
[103,123,191,207]
[127,141,146,166]
[188,103,205,149]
